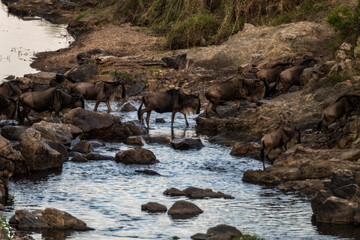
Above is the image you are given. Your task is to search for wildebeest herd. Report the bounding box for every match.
[0,57,358,171]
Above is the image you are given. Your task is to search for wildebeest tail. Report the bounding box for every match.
[137,96,144,121]
[268,75,280,97]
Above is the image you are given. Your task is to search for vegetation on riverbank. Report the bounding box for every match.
[72,0,346,49]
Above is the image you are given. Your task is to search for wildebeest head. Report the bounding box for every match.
[0,95,18,120]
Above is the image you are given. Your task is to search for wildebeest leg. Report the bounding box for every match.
[94,101,100,112]
[183,113,189,126]
[106,100,112,113]
[205,103,212,118]
[237,100,241,110]
[145,111,151,129]
[171,111,176,129]
[19,107,31,125]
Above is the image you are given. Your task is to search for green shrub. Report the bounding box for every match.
[74,12,90,21]
[167,14,220,49]
[327,0,360,44]
[0,215,11,240]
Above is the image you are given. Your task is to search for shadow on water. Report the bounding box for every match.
[314,221,360,240]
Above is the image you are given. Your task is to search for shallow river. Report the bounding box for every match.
[0,3,357,240]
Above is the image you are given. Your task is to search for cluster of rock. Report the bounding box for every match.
[9,208,93,231]
[312,169,360,225]
[141,187,234,220]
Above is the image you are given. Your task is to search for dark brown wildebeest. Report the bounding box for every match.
[137,89,200,129]
[0,80,25,98]
[260,125,300,170]
[256,62,293,84]
[318,94,360,131]
[0,94,18,120]
[18,87,84,124]
[273,58,318,93]
[205,76,268,117]
[70,80,125,112]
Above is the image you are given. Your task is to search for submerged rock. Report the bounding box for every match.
[167,200,203,219]
[135,169,160,176]
[123,136,144,146]
[141,202,167,213]
[164,187,234,199]
[115,148,158,165]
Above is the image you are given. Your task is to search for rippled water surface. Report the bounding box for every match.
[0,3,73,80]
[1,102,355,240]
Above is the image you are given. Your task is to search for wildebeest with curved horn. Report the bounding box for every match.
[205,76,269,117]
[137,89,200,129]
[318,94,360,131]
[18,87,84,124]
[0,94,18,120]
[256,62,293,84]
[70,79,125,112]
[272,58,318,94]
[260,125,300,171]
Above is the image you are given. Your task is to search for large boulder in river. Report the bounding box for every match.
[18,128,62,172]
[187,21,334,69]
[9,208,93,231]
[171,138,204,150]
[0,135,27,176]
[141,202,167,213]
[64,108,130,141]
[115,148,158,165]
[32,121,82,145]
[167,200,203,219]
[1,125,27,141]
[192,224,242,240]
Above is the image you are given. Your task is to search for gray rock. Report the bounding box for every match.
[1,125,27,141]
[115,148,158,165]
[65,64,98,82]
[171,138,204,150]
[124,136,144,146]
[167,200,203,219]
[72,140,94,153]
[141,202,167,213]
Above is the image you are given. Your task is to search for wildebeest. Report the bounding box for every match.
[0,94,18,120]
[0,80,24,98]
[18,87,84,124]
[137,89,200,129]
[318,94,360,131]
[70,80,125,112]
[205,76,268,117]
[260,126,300,171]
[256,62,293,84]
[273,58,318,93]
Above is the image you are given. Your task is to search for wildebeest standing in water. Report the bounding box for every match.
[260,126,300,171]
[318,94,360,131]
[18,87,84,124]
[70,80,125,112]
[137,89,200,129]
[0,94,18,120]
[205,76,268,117]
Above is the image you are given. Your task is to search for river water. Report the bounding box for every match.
[0,3,72,80]
[0,3,357,240]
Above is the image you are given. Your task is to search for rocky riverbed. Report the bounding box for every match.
[2,0,360,239]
